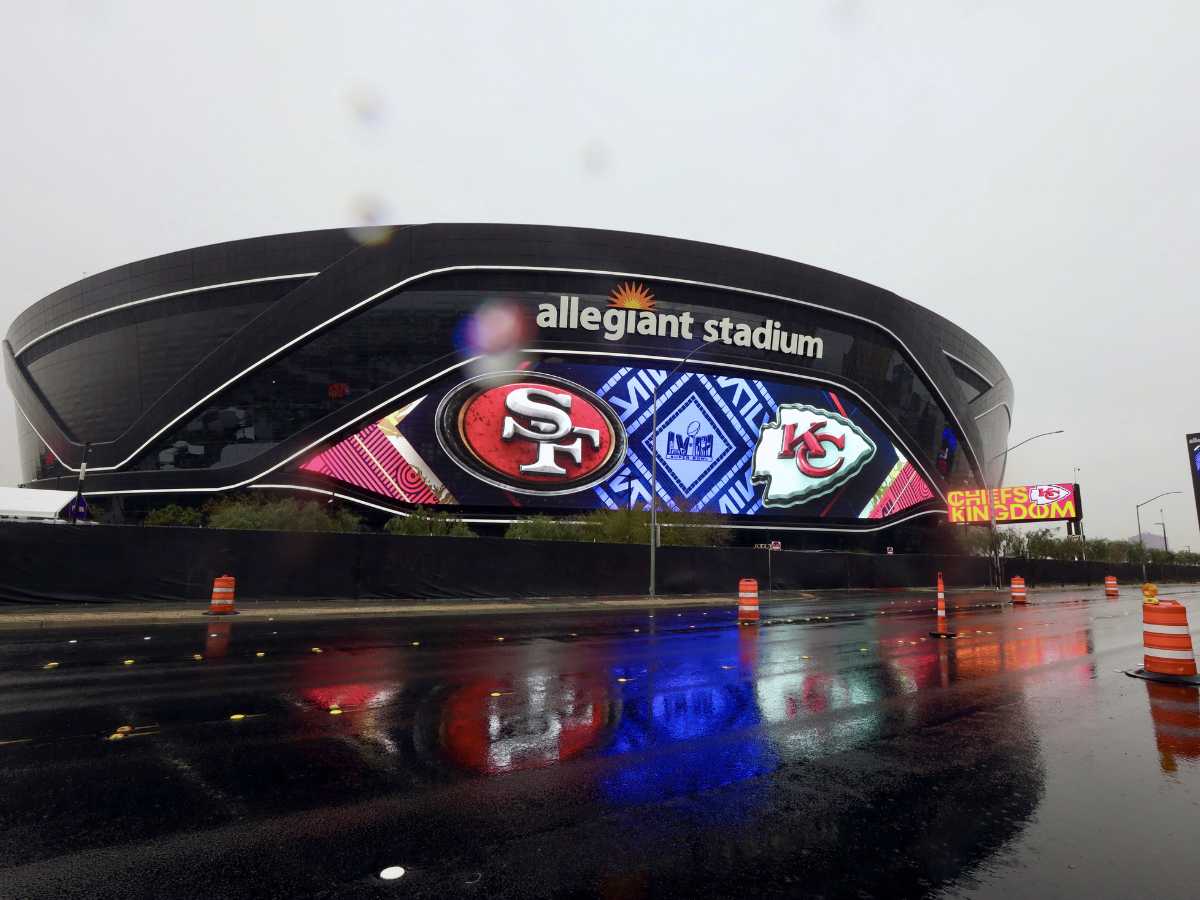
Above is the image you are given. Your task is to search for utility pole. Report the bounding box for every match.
[1136,492,1181,581]
[1074,466,1086,560]
[988,430,1065,588]
[649,343,708,599]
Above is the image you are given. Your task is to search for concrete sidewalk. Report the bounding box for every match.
[6,581,1182,631]
[0,592,765,630]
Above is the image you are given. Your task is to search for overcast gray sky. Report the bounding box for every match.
[3,2,1197,548]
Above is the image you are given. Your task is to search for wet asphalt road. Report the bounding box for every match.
[2,586,1200,899]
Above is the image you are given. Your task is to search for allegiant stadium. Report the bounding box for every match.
[4,224,1013,547]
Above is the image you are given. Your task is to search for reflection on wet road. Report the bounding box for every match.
[2,586,1199,898]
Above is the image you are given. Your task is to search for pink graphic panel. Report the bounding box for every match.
[865,461,935,519]
[302,422,440,504]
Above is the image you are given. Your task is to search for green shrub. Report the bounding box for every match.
[504,515,585,541]
[658,508,730,547]
[205,496,361,533]
[499,507,731,544]
[144,504,205,527]
[384,509,475,537]
[577,508,650,544]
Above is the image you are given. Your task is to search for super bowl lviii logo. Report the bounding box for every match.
[752,404,876,506]
[436,372,627,496]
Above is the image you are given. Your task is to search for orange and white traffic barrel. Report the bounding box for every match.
[1126,590,1200,684]
[930,571,957,638]
[738,578,760,625]
[1010,576,1027,604]
[1104,575,1119,599]
[206,575,238,616]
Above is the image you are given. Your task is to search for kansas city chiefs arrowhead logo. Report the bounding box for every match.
[752,404,876,507]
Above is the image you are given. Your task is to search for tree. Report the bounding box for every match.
[385,509,475,537]
[578,508,651,544]
[1148,548,1176,566]
[505,506,731,546]
[205,496,361,532]
[998,528,1026,558]
[144,504,205,527]
[503,515,584,541]
[1024,528,1060,559]
[950,525,992,557]
[658,508,731,547]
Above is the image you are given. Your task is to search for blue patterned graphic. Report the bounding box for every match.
[592,367,778,514]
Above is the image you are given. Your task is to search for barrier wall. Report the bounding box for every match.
[0,522,1195,605]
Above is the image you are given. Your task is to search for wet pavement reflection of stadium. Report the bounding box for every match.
[1,585,1198,899]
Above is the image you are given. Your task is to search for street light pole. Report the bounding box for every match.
[649,344,709,599]
[1135,491,1182,581]
[987,429,1065,588]
[1158,511,1168,553]
[1073,465,1086,560]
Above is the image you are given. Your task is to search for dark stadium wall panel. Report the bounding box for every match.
[6,224,1014,504]
[21,281,297,442]
[5,229,359,355]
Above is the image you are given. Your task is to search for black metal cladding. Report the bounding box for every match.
[5,224,1014,507]
[22,281,291,442]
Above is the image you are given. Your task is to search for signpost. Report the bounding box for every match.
[754,541,783,601]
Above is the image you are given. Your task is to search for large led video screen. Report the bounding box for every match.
[300,360,937,521]
[946,483,1080,524]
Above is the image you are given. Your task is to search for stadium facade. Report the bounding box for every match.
[4,225,1013,545]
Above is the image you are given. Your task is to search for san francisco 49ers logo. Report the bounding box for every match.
[435,372,627,496]
[752,404,876,507]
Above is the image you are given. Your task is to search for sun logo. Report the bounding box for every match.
[609,281,656,310]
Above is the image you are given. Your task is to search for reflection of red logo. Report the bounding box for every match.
[777,420,846,478]
[436,373,627,496]
[327,382,350,401]
[441,676,611,774]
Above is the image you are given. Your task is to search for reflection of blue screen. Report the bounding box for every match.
[600,632,775,808]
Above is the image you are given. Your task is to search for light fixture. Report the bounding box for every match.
[379,866,406,880]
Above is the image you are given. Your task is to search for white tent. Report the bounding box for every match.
[0,487,78,520]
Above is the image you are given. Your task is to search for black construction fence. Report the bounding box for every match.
[1,522,1197,605]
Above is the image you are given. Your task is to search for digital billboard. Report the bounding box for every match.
[1188,433,1200,533]
[300,360,938,522]
[947,483,1080,524]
